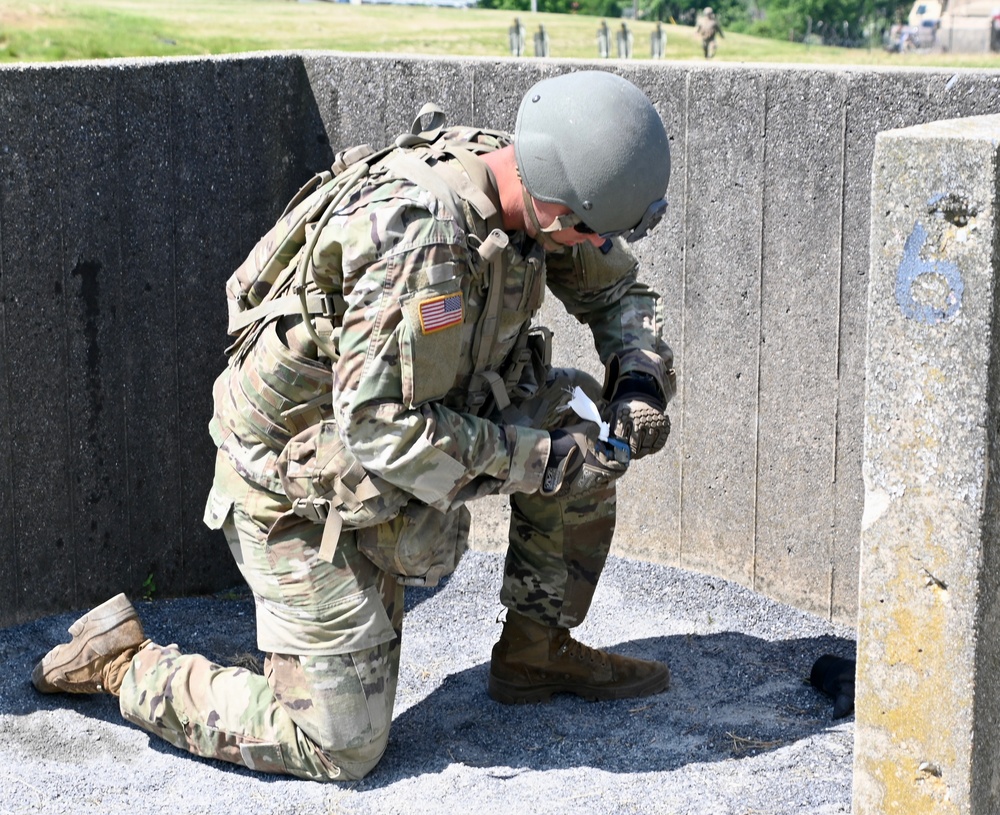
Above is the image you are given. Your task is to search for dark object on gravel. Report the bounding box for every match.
[810,654,855,719]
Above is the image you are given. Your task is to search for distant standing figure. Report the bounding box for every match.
[509,17,527,57]
[651,21,667,58]
[597,20,611,57]
[695,7,724,58]
[616,22,634,58]
[534,24,550,57]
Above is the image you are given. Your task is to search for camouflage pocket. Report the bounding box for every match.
[357,503,470,586]
[277,419,409,529]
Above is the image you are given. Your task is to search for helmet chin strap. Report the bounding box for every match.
[521,185,570,252]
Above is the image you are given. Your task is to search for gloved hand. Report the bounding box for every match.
[809,654,855,719]
[608,373,670,460]
[541,425,629,499]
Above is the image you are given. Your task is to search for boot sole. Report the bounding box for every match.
[487,665,670,705]
[32,593,142,693]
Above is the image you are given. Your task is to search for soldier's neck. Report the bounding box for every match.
[480,146,527,234]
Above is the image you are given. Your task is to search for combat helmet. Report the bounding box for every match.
[514,70,670,242]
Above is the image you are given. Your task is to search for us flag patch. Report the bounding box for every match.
[418,292,464,334]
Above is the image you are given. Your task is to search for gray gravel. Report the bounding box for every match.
[0,550,855,815]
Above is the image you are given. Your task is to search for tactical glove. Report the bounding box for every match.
[541,425,629,499]
[608,373,671,460]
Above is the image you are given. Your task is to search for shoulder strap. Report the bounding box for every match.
[382,152,467,224]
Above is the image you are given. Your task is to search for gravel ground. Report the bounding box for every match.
[0,550,856,815]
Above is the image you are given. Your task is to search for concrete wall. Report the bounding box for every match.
[0,55,333,624]
[3,53,1000,627]
[855,114,1000,815]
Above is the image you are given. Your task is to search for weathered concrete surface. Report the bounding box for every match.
[4,54,1000,627]
[855,114,1000,815]
[0,55,332,622]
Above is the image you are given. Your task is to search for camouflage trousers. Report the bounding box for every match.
[117,367,618,781]
[118,455,404,781]
[498,367,618,629]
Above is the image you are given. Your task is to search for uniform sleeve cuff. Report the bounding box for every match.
[499,426,550,495]
[607,348,677,405]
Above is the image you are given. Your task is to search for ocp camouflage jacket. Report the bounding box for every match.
[208,121,673,583]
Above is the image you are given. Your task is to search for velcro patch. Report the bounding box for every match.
[418,292,464,334]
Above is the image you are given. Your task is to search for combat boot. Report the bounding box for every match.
[32,593,150,697]
[488,611,669,704]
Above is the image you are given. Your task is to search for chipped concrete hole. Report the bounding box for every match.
[918,761,943,778]
[927,192,977,227]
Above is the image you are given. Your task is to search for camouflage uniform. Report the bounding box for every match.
[696,10,723,58]
[118,125,674,780]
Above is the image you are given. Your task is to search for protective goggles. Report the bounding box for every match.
[574,198,669,244]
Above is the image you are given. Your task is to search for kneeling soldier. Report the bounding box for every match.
[34,70,676,781]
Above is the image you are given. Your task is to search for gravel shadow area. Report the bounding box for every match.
[0,550,855,815]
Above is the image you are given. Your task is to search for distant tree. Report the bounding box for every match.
[642,0,908,42]
[738,0,908,41]
[476,0,576,10]
[577,0,625,16]
[641,0,748,26]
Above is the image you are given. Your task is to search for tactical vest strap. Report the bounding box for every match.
[429,148,500,223]
[318,513,343,563]
[279,170,333,220]
[475,228,509,263]
[226,161,366,361]
[475,370,511,411]
[331,144,377,176]
[470,236,505,369]
[226,186,334,328]
[290,468,383,517]
[291,496,330,524]
[281,387,334,420]
[228,292,347,335]
[292,161,372,362]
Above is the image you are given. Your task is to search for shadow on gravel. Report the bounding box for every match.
[1,581,853,785]
[364,631,855,785]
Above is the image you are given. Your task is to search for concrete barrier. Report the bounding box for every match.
[3,53,1000,628]
[0,55,332,623]
[855,115,1000,815]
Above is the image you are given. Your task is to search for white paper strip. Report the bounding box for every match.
[565,386,610,441]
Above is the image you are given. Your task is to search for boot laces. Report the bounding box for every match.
[556,634,611,668]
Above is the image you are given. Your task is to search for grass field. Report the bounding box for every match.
[1,0,999,67]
